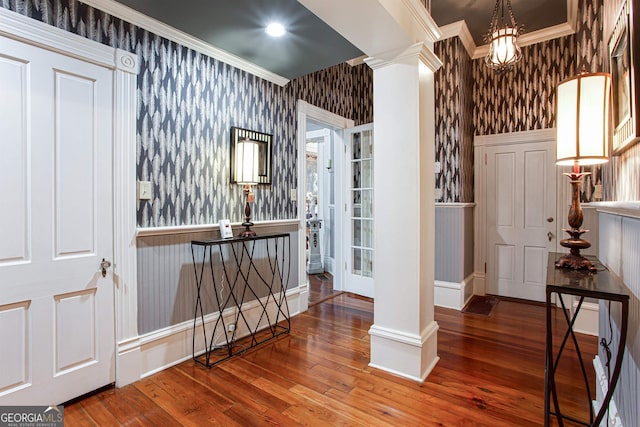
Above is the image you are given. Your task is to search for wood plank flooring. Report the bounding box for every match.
[65,294,598,426]
[307,272,341,306]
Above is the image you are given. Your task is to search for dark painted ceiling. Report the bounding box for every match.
[113,0,568,80]
[431,0,567,46]
[112,0,364,80]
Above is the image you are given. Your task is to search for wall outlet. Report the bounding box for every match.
[227,323,235,332]
[434,161,441,174]
[137,181,152,200]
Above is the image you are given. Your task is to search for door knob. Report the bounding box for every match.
[100,258,112,277]
[547,232,553,241]
[547,217,554,223]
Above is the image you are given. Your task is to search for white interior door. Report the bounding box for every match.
[486,140,556,302]
[344,124,374,298]
[0,35,115,404]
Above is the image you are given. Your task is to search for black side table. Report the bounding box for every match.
[190,232,291,368]
[544,253,629,426]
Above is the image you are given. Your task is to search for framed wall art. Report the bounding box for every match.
[230,126,273,185]
[609,0,640,153]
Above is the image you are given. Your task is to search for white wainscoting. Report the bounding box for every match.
[117,220,306,386]
[595,204,640,427]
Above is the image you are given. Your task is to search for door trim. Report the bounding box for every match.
[0,8,140,387]
[297,101,354,309]
[473,128,560,295]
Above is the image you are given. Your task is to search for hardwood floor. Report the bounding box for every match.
[65,294,598,426]
[307,272,341,306]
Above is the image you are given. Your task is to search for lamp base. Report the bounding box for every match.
[555,233,596,271]
[239,221,256,238]
[555,252,596,271]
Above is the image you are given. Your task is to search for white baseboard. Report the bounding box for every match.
[116,286,306,385]
[572,300,599,336]
[435,274,474,310]
[369,321,439,382]
[593,355,623,426]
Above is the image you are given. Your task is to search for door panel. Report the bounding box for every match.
[0,35,114,404]
[345,124,374,297]
[487,141,555,302]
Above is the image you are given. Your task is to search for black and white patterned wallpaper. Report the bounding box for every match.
[1,0,373,227]
[472,35,577,136]
[434,37,474,203]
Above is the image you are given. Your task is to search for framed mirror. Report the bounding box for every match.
[609,0,640,153]
[230,126,272,185]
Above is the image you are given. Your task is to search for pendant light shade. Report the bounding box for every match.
[484,0,523,72]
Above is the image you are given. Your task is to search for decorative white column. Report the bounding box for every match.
[366,42,442,382]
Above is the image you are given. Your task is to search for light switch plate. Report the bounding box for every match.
[290,189,297,201]
[138,181,152,200]
[434,161,441,174]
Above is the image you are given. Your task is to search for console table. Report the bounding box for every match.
[544,253,629,426]
[190,233,291,368]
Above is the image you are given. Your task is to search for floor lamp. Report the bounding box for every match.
[235,138,260,237]
[555,71,611,271]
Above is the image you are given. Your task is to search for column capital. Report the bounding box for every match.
[365,42,442,72]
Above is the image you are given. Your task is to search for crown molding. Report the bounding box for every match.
[439,0,578,61]
[365,42,442,72]
[79,0,290,86]
[346,55,368,67]
[472,22,576,59]
[398,0,442,43]
[438,20,477,58]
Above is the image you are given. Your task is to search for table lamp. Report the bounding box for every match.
[235,137,260,237]
[555,71,611,271]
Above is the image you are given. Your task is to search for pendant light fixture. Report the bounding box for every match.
[484,0,523,72]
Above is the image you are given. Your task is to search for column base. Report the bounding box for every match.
[368,320,439,382]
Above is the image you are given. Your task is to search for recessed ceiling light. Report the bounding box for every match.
[265,22,286,37]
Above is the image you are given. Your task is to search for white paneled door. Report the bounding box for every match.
[344,125,374,298]
[0,35,115,404]
[486,140,556,302]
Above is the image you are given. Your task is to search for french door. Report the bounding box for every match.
[344,124,374,298]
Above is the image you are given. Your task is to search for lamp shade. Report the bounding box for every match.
[235,139,260,184]
[556,72,611,166]
[486,27,521,68]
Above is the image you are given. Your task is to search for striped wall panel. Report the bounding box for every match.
[434,204,474,283]
[598,211,640,426]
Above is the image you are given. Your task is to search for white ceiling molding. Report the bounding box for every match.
[346,55,368,67]
[472,22,576,59]
[438,20,477,58]
[80,0,290,86]
[438,0,578,60]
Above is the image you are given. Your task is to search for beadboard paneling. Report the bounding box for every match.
[598,211,640,426]
[435,204,474,283]
[137,224,299,334]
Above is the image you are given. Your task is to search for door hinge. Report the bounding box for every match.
[484,262,487,273]
[484,153,487,165]
[345,261,347,270]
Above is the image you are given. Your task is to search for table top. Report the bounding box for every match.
[191,232,289,246]
[546,252,630,301]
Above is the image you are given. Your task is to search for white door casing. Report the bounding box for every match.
[0,8,139,399]
[297,101,354,303]
[475,130,559,302]
[344,124,374,298]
